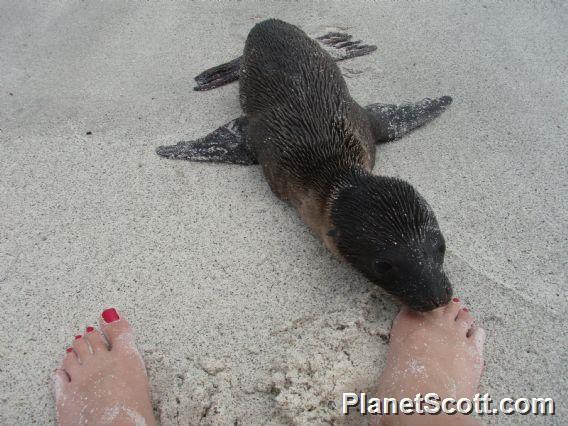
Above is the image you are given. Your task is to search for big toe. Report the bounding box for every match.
[99,308,135,351]
[388,307,427,341]
[391,307,420,329]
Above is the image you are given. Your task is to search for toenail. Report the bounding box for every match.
[452,298,460,302]
[86,326,94,333]
[66,347,73,353]
[102,308,120,323]
[462,307,469,312]
[75,335,82,339]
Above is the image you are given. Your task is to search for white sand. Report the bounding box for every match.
[0,1,566,424]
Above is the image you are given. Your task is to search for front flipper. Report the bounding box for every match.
[366,96,453,143]
[193,31,377,91]
[156,117,257,165]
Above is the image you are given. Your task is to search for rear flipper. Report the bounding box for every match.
[366,96,453,143]
[155,117,257,165]
[194,57,241,92]
[315,32,377,61]
[193,32,377,91]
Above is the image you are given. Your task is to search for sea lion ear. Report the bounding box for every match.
[365,96,453,143]
[155,116,257,165]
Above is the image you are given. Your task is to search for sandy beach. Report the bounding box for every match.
[1,1,566,424]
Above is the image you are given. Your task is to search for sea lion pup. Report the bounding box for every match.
[157,19,453,311]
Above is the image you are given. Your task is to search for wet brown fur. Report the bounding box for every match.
[240,19,377,250]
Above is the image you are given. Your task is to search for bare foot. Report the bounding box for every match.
[375,298,485,425]
[52,308,156,426]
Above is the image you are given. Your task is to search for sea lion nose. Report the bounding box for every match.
[434,298,446,308]
[431,286,452,308]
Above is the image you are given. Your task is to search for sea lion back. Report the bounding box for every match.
[239,19,350,114]
[239,19,372,199]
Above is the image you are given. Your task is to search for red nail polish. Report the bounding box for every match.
[452,298,460,303]
[66,347,73,353]
[463,307,469,312]
[102,308,120,323]
[86,326,94,333]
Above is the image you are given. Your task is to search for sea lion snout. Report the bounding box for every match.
[403,239,453,311]
[368,251,453,312]
[330,174,453,311]
[404,270,453,312]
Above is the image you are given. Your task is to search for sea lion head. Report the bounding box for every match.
[330,175,452,311]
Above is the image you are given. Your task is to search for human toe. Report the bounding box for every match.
[62,348,80,377]
[455,307,475,332]
[468,325,486,353]
[84,327,108,353]
[71,334,91,361]
[444,297,463,319]
[99,308,135,351]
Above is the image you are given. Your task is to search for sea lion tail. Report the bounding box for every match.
[365,96,453,143]
[155,117,257,165]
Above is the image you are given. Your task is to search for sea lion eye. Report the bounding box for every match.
[375,261,392,274]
